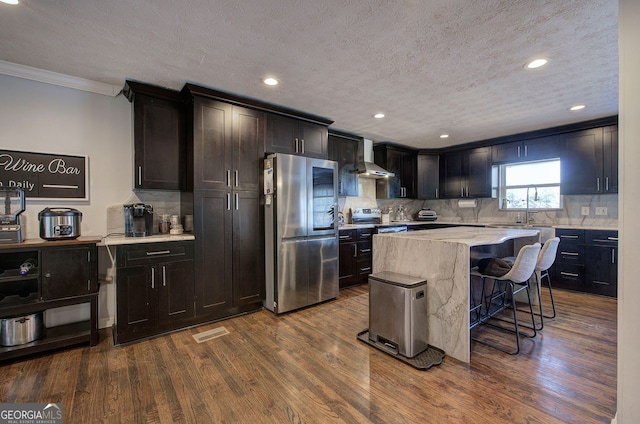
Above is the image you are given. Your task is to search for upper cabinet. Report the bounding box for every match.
[440,147,492,198]
[417,153,440,199]
[124,81,186,190]
[328,130,361,197]
[374,144,417,198]
[560,125,618,195]
[266,114,329,159]
[491,135,561,163]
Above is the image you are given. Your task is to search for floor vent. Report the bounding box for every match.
[192,326,230,343]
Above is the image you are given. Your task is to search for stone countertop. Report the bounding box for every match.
[100,233,195,246]
[375,226,541,246]
[339,220,617,232]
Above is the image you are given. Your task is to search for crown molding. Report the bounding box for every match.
[0,60,121,97]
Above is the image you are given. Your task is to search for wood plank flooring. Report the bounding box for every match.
[0,285,616,423]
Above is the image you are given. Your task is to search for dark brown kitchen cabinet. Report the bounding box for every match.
[41,245,96,299]
[561,125,618,195]
[550,229,585,292]
[0,238,100,362]
[491,135,561,163]
[114,241,195,344]
[190,97,264,191]
[374,144,417,198]
[417,153,440,199]
[440,147,491,198]
[328,130,361,197]
[338,228,373,289]
[266,114,328,159]
[124,80,186,190]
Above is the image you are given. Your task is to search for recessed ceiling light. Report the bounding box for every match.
[0,0,19,4]
[440,134,449,139]
[569,104,586,111]
[263,77,278,86]
[373,113,385,119]
[525,58,548,69]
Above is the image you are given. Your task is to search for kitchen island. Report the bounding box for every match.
[372,226,539,363]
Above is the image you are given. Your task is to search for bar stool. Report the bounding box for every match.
[470,243,541,355]
[503,237,560,331]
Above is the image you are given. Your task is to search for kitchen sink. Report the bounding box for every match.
[487,224,555,242]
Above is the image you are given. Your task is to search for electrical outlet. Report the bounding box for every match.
[581,206,590,216]
[595,207,608,216]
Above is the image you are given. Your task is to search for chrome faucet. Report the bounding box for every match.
[525,186,538,224]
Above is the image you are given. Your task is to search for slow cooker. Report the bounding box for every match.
[38,207,82,240]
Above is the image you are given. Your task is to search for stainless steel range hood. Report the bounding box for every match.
[357,139,395,179]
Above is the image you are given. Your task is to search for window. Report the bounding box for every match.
[498,159,562,210]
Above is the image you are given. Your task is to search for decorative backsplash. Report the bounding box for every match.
[340,179,618,228]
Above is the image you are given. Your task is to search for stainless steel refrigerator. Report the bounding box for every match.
[264,153,339,314]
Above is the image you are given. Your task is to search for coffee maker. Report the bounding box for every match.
[124,203,153,237]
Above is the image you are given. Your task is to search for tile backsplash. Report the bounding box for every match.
[340,179,618,228]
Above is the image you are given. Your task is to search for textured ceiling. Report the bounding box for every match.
[0,0,618,149]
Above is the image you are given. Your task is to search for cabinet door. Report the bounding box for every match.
[329,136,359,197]
[193,190,233,317]
[523,135,561,161]
[158,260,195,325]
[561,128,603,195]
[603,125,618,193]
[116,265,156,341]
[401,152,417,198]
[466,147,492,198]
[492,141,522,163]
[193,97,233,190]
[41,245,95,300]
[133,94,185,190]
[338,231,357,288]
[585,245,617,297]
[417,154,439,199]
[265,114,298,155]
[232,190,264,306]
[232,106,265,191]
[440,152,464,198]
[299,121,328,159]
[381,149,403,198]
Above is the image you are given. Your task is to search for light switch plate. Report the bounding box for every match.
[581,206,590,216]
[595,207,608,216]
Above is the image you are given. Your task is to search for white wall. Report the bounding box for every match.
[0,73,134,329]
[617,1,640,422]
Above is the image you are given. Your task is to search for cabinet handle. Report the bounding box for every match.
[138,166,142,186]
[466,186,469,197]
[146,250,171,256]
[361,267,372,273]
[596,177,600,192]
[234,170,239,187]
[151,267,155,289]
[294,138,299,153]
[162,265,167,287]
[301,139,305,154]
[435,188,438,199]
[360,233,371,238]
[461,186,464,197]
[235,193,239,210]
[608,237,619,241]
[560,251,579,256]
[517,146,521,157]
[87,280,91,291]
[606,176,610,191]
[561,271,579,278]
[339,235,351,240]
[353,245,357,258]
[612,248,616,264]
[227,193,231,211]
[361,248,372,254]
[524,145,528,157]
[593,239,616,243]
[593,280,610,286]
[560,235,579,239]
[227,170,231,187]
[88,251,91,262]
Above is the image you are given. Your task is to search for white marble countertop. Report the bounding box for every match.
[100,233,195,246]
[339,220,617,231]
[375,226,540,247]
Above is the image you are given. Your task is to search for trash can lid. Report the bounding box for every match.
[369,271,427,288]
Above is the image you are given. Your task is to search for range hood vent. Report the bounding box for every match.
[357,139,395,179]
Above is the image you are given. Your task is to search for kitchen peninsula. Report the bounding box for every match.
[372,226,539,363]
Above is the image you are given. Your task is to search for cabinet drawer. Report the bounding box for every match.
[587,279,617,297]
[555,244,585,264]
[117,241,194,267]
[587,230,618,246]
[551,264,585,289]
[338,230,356,243]
[357,259,372,278]
[358,241,372,258]
[555,228,585,244]
[357,229,374,242]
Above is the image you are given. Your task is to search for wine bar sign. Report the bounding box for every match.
[0,150,88,200]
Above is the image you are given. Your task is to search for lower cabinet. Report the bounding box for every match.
[550,228,617,297]
[114,241,195,344]
[338,228,373,288]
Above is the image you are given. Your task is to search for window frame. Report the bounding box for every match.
[498,158,563,211]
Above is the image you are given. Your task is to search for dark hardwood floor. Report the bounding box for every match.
[0,285,616,423]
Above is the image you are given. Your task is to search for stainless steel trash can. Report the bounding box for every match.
[368,271,428,358]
